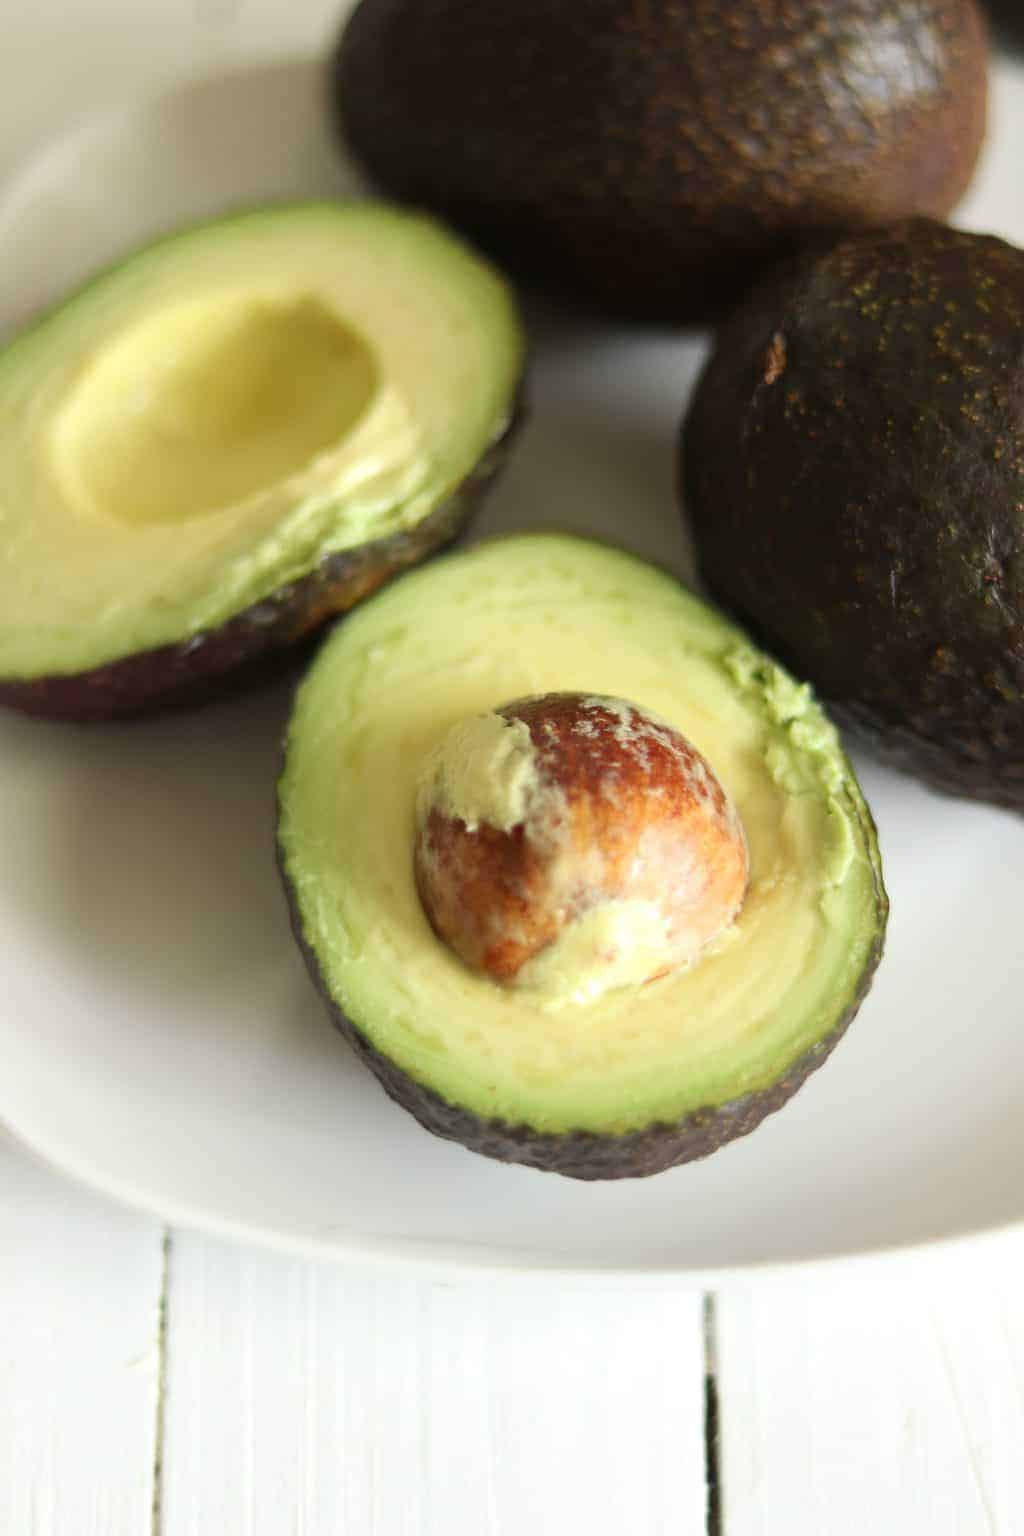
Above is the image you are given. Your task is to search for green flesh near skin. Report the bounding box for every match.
[278,535,887,1147]
[0,202,523,682]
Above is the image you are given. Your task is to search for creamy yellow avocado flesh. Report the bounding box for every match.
[0,203,522,677]
[279,534,885,1136]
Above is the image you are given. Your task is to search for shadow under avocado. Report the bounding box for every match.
[469,294,706,591]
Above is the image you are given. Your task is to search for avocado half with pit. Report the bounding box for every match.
[277,534,888,1180]
[0,203,523,718]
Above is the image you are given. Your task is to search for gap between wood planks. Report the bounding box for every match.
[151,1230,171,1536]
[147,1234,720,1536]
[704,1293,722,1536]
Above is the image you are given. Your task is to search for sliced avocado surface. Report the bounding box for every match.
[0,202,522,712]
[278,534,887,1177]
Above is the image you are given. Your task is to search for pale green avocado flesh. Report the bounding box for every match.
[0,202,523,679]
[278,534,887,1139]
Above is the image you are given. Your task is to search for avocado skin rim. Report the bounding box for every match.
[278,788,887,1182]
[0,401,522,722]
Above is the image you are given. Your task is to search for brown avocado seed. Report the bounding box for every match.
[414,692,749,1003]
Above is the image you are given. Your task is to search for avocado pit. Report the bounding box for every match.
[414,692,749,1006]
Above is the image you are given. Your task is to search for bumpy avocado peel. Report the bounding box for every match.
[333,0,988,322]
[684,219,1024,810]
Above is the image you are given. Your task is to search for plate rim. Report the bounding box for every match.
[6,1110,1023,1287]
[4,57,1024,1286]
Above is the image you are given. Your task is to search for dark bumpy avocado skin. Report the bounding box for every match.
[333,0,987,323]
[683,221,1024,810]
[0,409,519,722]
[280,799,887,1181]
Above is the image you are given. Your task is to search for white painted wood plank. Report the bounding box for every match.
[161,1231,708,1536]
[714,1272,1024,1535]
[0,1132,165,1536]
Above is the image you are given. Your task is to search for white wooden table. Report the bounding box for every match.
[6,1127,1024,1535]
[5,3,1024,1530]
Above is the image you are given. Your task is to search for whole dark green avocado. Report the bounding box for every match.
[683,220,1024,811]
[332,0,988,323]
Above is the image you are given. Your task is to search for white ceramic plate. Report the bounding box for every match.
[3,53,1024,1283]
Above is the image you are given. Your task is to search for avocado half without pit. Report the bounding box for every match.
[0,203,523,718]
[277,534,888,1180]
